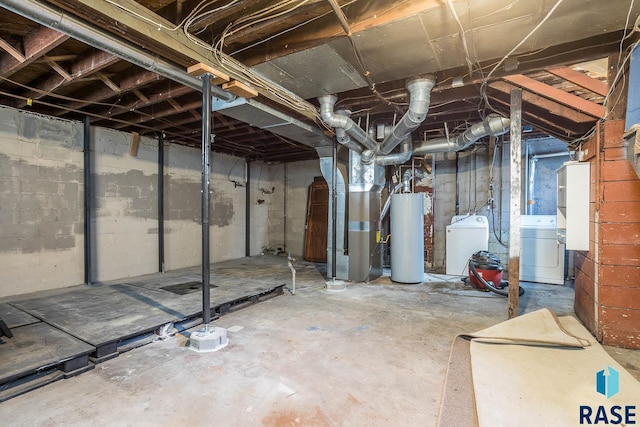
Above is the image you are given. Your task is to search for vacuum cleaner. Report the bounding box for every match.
[465,250,524,297]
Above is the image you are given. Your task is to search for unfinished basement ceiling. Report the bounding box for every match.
[0,0,638,162]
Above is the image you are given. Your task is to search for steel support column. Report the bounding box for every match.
[158,132,165,273]
[83,116,91,285]
[201,75,212,326]
[246,161,251,257]
[331,140,338,279]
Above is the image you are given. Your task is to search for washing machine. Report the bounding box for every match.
[520,215,565,284]
[445,215,489,275]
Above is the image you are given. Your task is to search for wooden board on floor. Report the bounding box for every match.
[10,279,285,347]
[0,323,94,384]
[0,302,39,328]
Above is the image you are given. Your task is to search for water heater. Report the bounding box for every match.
[390,193,424,283]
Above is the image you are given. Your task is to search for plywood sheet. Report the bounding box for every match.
[0,323,94,383]
[0,302,39,329]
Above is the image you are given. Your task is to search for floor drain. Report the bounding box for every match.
[160,281,218,295]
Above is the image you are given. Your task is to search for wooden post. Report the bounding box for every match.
[508,88,522,319]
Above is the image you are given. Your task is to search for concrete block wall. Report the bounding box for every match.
[431,138,565,274]
[432,146,509,271]
[265,160,322,258]
[0,108,84,296]
[0,106,256,297]
[248,161,269,256]
[91,127,159,281]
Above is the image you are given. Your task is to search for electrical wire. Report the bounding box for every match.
[447,0,474,76]
[0,88,202,144]
[479,0,566,115]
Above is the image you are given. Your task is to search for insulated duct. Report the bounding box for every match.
[413,115,510,154]
[377,75,436,155]
[318,95,378,151]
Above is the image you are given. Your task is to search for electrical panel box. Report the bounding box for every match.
[556,161,590,251]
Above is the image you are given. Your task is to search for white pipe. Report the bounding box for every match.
[287,254,296,295]
[531,152,570,160]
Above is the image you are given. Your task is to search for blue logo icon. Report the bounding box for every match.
[596,366,620,398]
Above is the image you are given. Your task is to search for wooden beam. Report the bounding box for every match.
[489,80,595,124]
[546,67,609,96]
[186,63,229,85]
[508,88,522,319]
[44,58,72,81]
[0,37,25,63]
[59,70,161,115]
[222,80,258,98]
[129,132,140,156]
[132,89,150,104]
[17,51,119,108]
[110,99,202,129]
[96,72,121,93]
[0,26,68,77]
[606,52,629,120]
[167,98,183,111]
[487,95,580,140]
[91,85,193,123]
[503,74,605,118]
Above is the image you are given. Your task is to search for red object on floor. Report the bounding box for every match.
[469,267,503,289]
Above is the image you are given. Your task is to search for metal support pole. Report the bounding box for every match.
[83,116,91,285]
[201,74,212,327]
[158,132,165,273]
[284,163,287,252]
[508,88,522,319]
[331,140,338,279]
[246,161,251,257]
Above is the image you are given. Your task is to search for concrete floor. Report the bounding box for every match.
[1,256,638,426]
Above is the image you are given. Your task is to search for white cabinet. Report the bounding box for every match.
[556,161,590,250]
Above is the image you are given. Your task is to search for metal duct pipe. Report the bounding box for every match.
[413,115,510,155]
[335,111,364,154]
[380,168,425,222]
[402,169,425,193]
[375,137,413,166]
[318,95,377,151]
[377,75,436,155]
[2,0,235,101]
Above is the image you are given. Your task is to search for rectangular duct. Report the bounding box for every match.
[213,97,332,149]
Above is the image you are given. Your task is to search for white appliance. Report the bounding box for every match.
[520,215,565,285]
[446,215,489,275]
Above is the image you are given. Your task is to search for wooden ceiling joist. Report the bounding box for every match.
[44,58,72,81]
[546,67,609,97]
[16,51,120,108]
[0,37,25,63]
[59,69,162,115]
[489,80,596,124]
[0,26,68,77]
[503,74,605,119]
